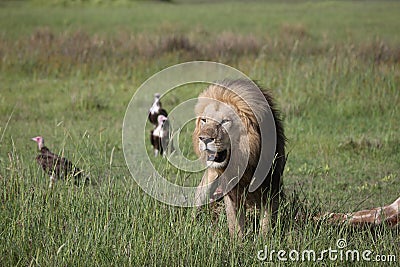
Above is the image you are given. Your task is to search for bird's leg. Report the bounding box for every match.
[49,175,56,188]
[154,149,159,157]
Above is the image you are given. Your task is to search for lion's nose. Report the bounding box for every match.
[199,136,215,145]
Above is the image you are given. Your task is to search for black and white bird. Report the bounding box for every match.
[31,136,87,188]
[150,115,171,157]
[148,93,168,126]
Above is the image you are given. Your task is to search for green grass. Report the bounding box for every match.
[1,0,400,266]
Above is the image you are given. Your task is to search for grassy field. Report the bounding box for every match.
[1,0,399,266]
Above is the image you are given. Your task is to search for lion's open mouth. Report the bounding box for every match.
[207,149,228,163]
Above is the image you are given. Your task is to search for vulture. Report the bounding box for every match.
[31,136,87,188]
[148,93,168,126]
[150,115,171,157]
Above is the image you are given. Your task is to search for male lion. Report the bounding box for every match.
[193,79,286,238]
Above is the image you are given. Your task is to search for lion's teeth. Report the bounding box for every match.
[207,152,216,161]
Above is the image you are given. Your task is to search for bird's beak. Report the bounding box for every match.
[31,137,37,142]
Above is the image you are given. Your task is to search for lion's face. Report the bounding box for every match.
[195,102,240,169]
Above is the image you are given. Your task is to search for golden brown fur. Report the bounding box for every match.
[193,79,286,238]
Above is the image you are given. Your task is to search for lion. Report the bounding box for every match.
[192,79,286,238]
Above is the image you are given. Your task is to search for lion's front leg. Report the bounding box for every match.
[193,169,219,210]
[260,194,280,234]
[224,191,245,239]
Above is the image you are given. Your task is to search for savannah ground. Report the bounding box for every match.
[0,0,399,266]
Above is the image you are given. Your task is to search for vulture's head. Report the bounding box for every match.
[157,115,168,125]
[153,93,162,105]
[31,136,44,150]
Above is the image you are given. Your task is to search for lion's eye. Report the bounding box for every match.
[221,119,230,125]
